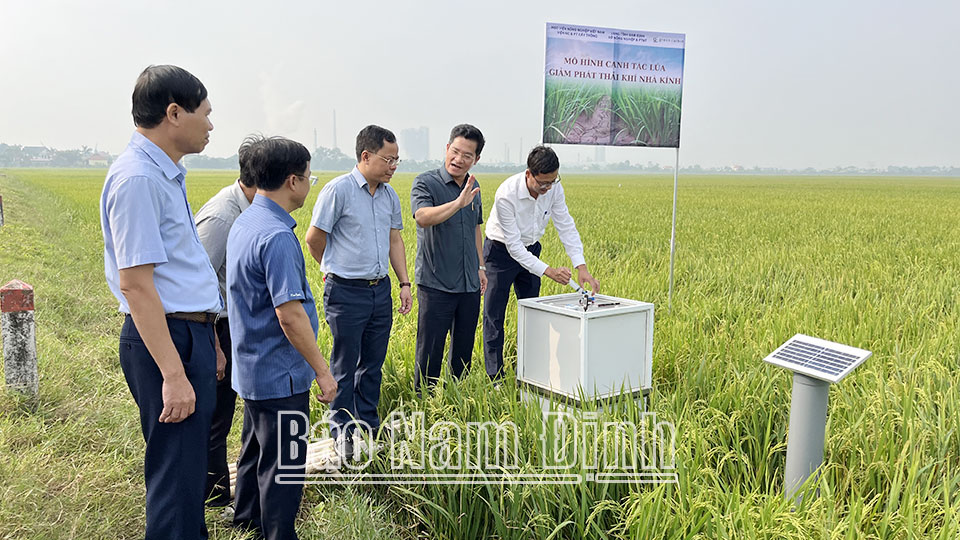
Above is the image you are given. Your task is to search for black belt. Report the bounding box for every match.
[166,312,218,324]
[327,274,388,287]
[487,238,540,251]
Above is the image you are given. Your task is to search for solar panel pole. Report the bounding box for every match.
[783,372,830,504]
[765,334,871,505]
[667,147,679,313]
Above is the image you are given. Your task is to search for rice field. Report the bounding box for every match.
[1,168,958,539]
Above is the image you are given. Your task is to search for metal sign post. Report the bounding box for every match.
[667,148,679,313]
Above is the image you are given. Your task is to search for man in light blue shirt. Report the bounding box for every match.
[305,125,412,451]
[227,136,337,540]
[99,65,221,540]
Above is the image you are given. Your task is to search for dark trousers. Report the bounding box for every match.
[482,239,542,380]
[414,284,481,391]
[118,315,216,540]
[323,277,393,439]
[206,317,237,507]
[233,392,309,540]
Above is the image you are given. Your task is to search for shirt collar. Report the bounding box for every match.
[516,171,536,201]
[129,131,186,182]
[232,180,252,211]
[439,166,459,185]
[350,166,375,191]
[251,194,297,229]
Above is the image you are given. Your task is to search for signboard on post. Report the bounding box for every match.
[543,23,685,147]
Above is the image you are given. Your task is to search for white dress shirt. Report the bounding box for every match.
[484,172,585,277]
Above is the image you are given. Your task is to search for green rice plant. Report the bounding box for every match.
[543,80,609,143]
[2,169,960,538]
[611,87,682,147]
[365,369,653,539]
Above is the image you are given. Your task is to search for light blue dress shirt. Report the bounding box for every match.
[309,167,403,280]
[100,131,222,314]
[227,195,319,401]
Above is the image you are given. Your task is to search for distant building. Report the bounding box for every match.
[400,127,429,162]
[22,146,52,164]
[87,152,111,167]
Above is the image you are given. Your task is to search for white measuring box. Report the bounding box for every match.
[516,293,654,405]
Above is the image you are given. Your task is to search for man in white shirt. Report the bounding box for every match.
[483,145,601,381]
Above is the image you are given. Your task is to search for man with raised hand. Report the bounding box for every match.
[227,136,337,539]
[483,145,600,381]
[193,135,261,508]
[410,124,487,392]
[100,64,220,540]
[305,125,412,456]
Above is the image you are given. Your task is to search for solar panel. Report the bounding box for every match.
[763,333,871,384]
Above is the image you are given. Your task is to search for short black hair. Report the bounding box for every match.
[132,65,208,129]
[237,134,265,188]
[355,125,396,162]
[448,124,485,157]
[526,145,560,176]
[250,137,311,192]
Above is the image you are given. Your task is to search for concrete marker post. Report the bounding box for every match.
[1,280,38,395]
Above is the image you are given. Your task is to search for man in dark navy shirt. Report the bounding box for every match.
[410,124,487,391]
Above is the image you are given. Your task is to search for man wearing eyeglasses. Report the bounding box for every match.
[305,125,412,454]
[410,124,487,392]
[227,136,337,539]
[483,145,601,381]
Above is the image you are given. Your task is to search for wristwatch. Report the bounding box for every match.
[399,282,412,289]
[478,266,486,271]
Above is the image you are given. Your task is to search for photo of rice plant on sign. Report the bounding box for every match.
[543,23,685,148]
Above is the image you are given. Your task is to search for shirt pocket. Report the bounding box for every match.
[536,208,551,230]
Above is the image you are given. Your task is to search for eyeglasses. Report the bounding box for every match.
[449,147,476,162]
[532,173,561,188]
[296,174,319,185]
[367,152,402,168]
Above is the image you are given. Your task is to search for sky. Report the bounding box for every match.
[1,0,958,169]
